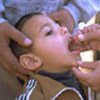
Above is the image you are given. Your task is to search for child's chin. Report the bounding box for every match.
[71,50,81,62]
[71,50,80,55]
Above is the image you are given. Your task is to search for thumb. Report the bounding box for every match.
[77,33,92,43]
[77,34,85,42]
[72,67,91,86]
[77,61,99,70]
[10,27,32,46]
[77,32,99,43]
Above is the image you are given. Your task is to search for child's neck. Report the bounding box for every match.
[37,65,70,74]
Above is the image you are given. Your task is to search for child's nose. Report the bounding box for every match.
[61,27,68,35]
[61,27,72,38]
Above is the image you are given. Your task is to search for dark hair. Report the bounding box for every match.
[9,13,42,59]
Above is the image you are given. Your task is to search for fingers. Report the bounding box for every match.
[73,32,90,51]
[1,61,28,81]
[78,61,100,69]
[72,67,90,86]
[0,22,33,81]
[77,32,92,43]
[8,25,32,47]
[48,9,64,21]
[48,12,59,21]
[72,60,100,91]
[79,24,100,42]
[83,24,100,33]
[0,45,32,81]
[72,67,100,91]
[0,22,32,47]
[48,9,75,33]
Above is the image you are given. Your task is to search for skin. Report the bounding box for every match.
[0,9,75,80]
[0,22,32,80]
[72,61,100,91]
[72,24,100,91]
[20,14,78,73]
[48,9,75,33]
[74,24,100,51]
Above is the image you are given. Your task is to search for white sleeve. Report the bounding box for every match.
[63,0,100,25]
[0,0,7,24]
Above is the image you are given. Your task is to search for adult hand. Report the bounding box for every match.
[76,24,100,51]
[48,8,75,33]
[0,22,32,81]
[72,61,100,91]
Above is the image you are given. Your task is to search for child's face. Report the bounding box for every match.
[22,15,79,73]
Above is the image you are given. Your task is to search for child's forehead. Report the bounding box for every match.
[30,14,48,21]
[22,15,52,36]
[23,15,54,32]
[28,14,53,25]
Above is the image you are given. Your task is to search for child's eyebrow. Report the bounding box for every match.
[39,23,50,32]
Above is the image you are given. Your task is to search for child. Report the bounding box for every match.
[0,0,99,89]
[10,13,88,100]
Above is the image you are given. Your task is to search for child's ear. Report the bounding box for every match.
[20,54,42,71]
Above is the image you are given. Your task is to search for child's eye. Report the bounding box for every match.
[46,30,53,36]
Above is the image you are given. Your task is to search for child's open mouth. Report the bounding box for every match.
[68,36,81,66]
[68,36,79,51]
[68,35,86,52]
[68,36,81,59]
